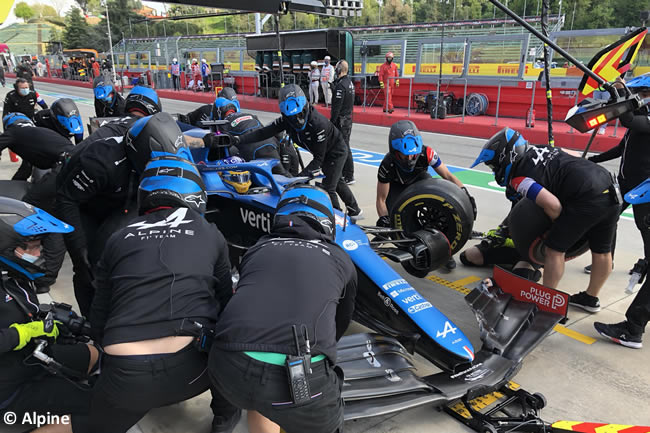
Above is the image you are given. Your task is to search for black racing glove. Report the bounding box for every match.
[462,187,477,220]
[376,215,391,228]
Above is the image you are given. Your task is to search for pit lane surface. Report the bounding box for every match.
[0,80,648,433]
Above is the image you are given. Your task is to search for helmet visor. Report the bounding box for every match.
[391,134,423,155]
[94,84,114,101]
[56,114,84,135]
[279,95,307,117]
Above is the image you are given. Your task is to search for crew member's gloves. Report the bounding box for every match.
[380,81,385,89]
[395,79,400,87]
[461,187,477,220]
[376,215,391,228]
[10,321,60,351]
[297,168,322,179]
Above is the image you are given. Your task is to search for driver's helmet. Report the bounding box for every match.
[124,112,189,174]
[93,76,115,106]
[217,156,251,194]
[51,98,83,137]
[218,87,238,101]
[212,96,240,120]
[626,73,650,93]
[471,127,528,187]
[138,155,207,214]
[389,120,423,172]
[3,112,34,131]
[274,184,335,240]
[0,197,73,281]
[278,84,309,130]
[125,86,162,116]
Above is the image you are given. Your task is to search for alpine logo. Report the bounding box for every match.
[5,294,13,303]
[127,207,193,231]
[436,321,457,339]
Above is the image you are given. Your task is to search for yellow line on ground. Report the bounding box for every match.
[553,324,596,345]
[426,274,477,295]
[453,275,483,287]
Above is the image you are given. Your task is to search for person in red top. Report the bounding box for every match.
[378,51,399,114]
[91,57,100,79]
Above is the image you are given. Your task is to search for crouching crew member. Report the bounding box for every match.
[0,197,98,429]
[472,128,621,313]
[56,112,189,316]
[376,120,477,270]
[1,113,76,293]
[73,156,240,433]
[208,185,357,433]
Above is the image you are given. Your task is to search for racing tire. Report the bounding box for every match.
[402,228,451,278]
[0,180,30,200]
[509,199,590,265]
[390,178,474,255]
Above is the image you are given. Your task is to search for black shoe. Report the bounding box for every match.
[211,409,241,433]
[348,206,364,221]
[584,263,614,274]
[388,109,394,114]
[445,257,457,270]
[594,321,642,349]
[569,291,601,313]
[344,177,356,185]
[36,285,51,294]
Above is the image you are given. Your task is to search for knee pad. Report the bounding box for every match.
[459,251,475,266]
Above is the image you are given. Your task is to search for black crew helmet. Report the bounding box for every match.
[278,84,309,130]
[124,112,191,173]
[125,86,162,116]
[93,76,116,106]
[217,87,238,101]
[212,96,241,120]
[388,120,423,172]
[3,112,34,130]
[138,155,207,214]
[0,197,73,281]
[471,127,528,187]
[51,98,84,137]
[274,184,336,240]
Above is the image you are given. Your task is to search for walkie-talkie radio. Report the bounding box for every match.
[286,325,312,405]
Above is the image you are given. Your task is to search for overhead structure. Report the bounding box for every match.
[157,0,328,15]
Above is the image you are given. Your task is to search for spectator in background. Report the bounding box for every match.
[321,55,335,107]
[201,58,210,92]
[308,61,320,105]
[0,61,5,87]
[92,57,100,79]
[379,51,399,114]
[171,58,181,91]
[36,59,45,77]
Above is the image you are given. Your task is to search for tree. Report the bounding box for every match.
[32,3,58,18]
[63,7,90,48]
[14,2,34,22]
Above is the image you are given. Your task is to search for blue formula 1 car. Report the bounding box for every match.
[190,143,567,427]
